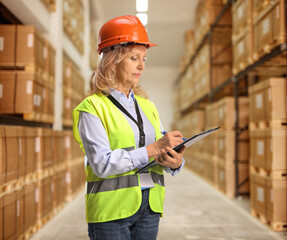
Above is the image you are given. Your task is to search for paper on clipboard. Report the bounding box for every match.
[135,127,220,174]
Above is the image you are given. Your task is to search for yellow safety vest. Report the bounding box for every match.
[72,93,165,223]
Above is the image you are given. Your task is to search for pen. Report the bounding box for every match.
[161,131,187,141]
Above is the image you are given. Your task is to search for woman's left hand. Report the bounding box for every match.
[154,146,186,169]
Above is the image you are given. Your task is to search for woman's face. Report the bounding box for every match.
[115,45,147,87]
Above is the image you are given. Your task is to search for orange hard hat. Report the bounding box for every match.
[97,15,157,54]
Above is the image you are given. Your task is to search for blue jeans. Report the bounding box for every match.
[87,189,160,240]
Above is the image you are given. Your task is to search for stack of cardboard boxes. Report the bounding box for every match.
[175,0,287,231]
[232,0,286,74]
[62,54,86,127]
[0,22,86,238]
[249,77,287,231]
[0,127,85,239]
[0,25,55,123]
[63,0,84,55]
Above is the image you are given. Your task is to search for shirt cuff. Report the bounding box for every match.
[168,158,185,176]
[128,147,149,169]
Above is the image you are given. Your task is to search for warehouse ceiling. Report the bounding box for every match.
[91,0,199,68]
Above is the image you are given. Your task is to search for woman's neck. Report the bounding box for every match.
[115,83,132,98]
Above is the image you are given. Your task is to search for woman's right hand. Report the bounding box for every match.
[146,131,184,159]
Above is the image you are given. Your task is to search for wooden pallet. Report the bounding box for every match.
[250,165,287,178]
[249,119,287,130]
[36,167,54,180]
[37,211,56,229]
[253,41,285,62]
[0,179,22,195]
[251,207,267,224]
[233,57,254,75]
[251,207,287,232]
[21,224,38,240]
[24,172,37,184]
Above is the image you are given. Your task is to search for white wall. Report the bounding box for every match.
[140,66,178,131]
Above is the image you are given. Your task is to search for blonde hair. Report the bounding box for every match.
[90,46,148,98]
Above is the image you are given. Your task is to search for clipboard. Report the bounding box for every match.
[135,126,220,174]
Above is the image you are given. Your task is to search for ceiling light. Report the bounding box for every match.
[136,13,148,26]
[136,0,148,12]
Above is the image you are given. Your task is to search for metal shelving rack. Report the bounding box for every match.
[176,0,287,197]
[232,0,287,197]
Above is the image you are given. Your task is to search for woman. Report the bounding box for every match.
[73,15,186,240]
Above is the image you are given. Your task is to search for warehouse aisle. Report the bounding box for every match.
[30,169,287,240]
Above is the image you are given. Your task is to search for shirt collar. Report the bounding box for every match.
[110,88,135,102]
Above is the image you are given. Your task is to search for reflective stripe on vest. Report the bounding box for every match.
[151,171,165,187]
[87,172,165,194]
[87,175,139,194]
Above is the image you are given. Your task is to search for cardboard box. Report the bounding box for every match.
[217,97,249,128]
[17,127,27,179]
[0,126,5,185]
[62,87,72,125]
[205,102,219,128]
[250,129,266,168]
[195,0,226,46]
[253,0,285,60]
[179,66,194,111]
[0,196,3,240]
[232,25,253,74]
[253,0,273,15]
[184,30,195,60]
[249,77,287,124]
[218,161,250,196]
[266,176,287,223]
[15,71,42,114]
[0,25,16,67]
[17,188,25,239]
[24,183,37,231]
[43,41,56,80]
[248,80,266,123]
[3,191,17,240]
[0,71,16,113]
[190,110,205,135]
[253,2,274,59]
[37,176,53,224]
[48,86,54,121]
[265,78,287,122]
[265,129,287,172]
[25,127,37,176]
[47,43,56,78]
[35,128,44,172]
[53,170,66,209]
[53,131,65,166]
[217,96,249,128]
[4,126,19,183]
[218,129,249,161]
[217,160,235,198]
[64,130,72,162]
[205,154,216,184]
[232,0,250,37]
[42,128,54,170]
[16,25,45,70]
[250,172,267,216]
[198,69,210,100]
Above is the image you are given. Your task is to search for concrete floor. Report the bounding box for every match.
[30,168,287,240]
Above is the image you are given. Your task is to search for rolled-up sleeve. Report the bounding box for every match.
[78,112,149,178]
